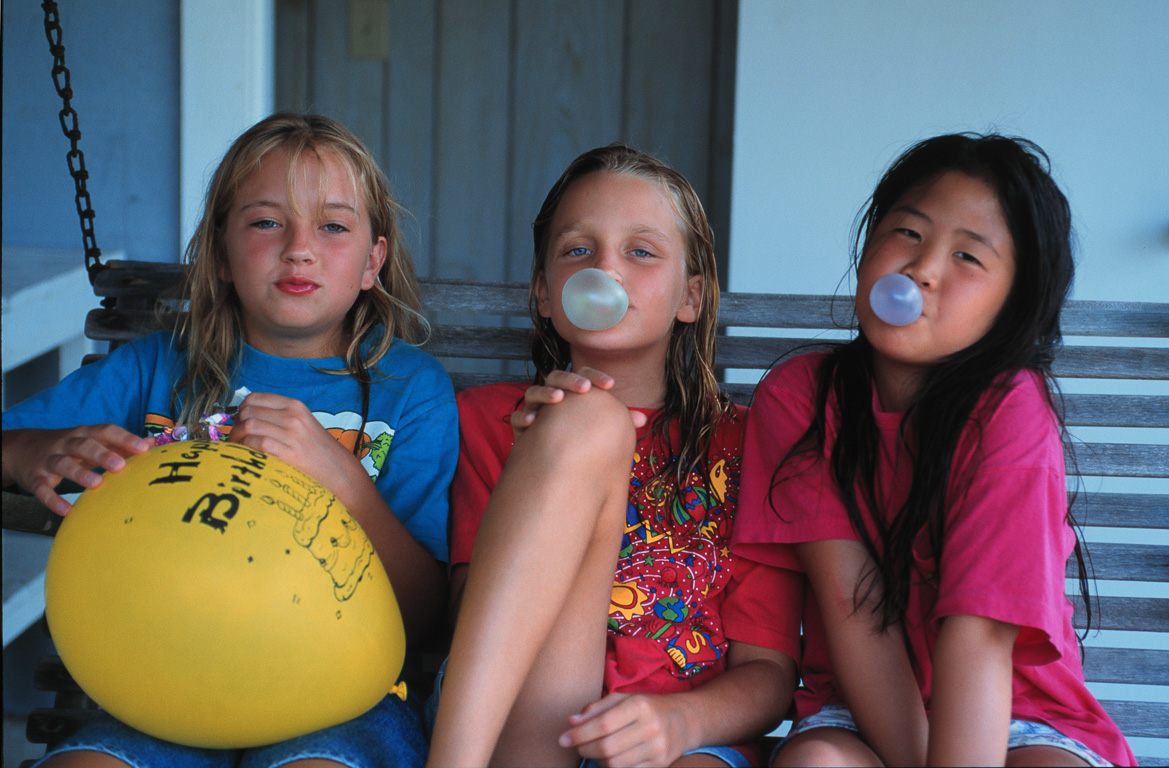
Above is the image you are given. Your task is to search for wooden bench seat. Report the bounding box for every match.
[5,259,1167,764]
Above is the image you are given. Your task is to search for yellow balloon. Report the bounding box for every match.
[45,441,405,748]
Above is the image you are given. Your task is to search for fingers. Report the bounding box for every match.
[17,426,151,516]
[560,694,674,767]
[545,367,615,393]
[228,392,313,455]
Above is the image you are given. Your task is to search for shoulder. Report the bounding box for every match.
[963,369,1066,472]
[757,351,826,400]
[751,351,826,427]
[379,338,452,385]
[978,369,1053,416]
[455,383,526,460]
[456,381,528,412]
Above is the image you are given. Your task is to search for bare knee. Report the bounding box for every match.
[519,388,636,473]
[773,728,882,767]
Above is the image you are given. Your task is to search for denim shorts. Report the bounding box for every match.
[777,703,1112,767]
[32,694,427,768]
[427,657,752,767]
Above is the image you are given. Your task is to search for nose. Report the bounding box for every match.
[282,222,315,265]
[592,246,624,284]
[903,245,943,289]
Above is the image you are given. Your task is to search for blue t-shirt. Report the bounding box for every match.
[2,331,457,561]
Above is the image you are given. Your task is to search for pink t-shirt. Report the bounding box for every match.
[732,352,1135,767]
[451,382,802,698]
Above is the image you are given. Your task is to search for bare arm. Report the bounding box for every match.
[797,538,928,767]
[560,641,798,767]
[928,614,1018,766]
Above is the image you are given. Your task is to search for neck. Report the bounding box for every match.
[871,356,923,413]
[571,347,669,410]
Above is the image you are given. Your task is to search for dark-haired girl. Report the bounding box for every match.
[733,134,1135,766]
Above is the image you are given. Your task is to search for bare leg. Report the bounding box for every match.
[427,389,636,768]
[772,727,883,767]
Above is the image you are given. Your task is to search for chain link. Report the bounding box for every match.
[42,0,103,282]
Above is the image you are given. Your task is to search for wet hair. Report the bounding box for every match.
[528,143,731,493]
[776,133,1090,631]
[170,112,426,432]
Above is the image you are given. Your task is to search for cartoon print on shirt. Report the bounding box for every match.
[607,444,741,679]
[145,410,395,481]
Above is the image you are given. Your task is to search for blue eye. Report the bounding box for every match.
[323,222,348,234]
[252,219,278,230]
[631,248,652,258]
[567,247,590,257]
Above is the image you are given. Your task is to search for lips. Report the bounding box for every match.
[275,276,319,295]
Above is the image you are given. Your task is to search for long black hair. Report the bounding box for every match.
[777,133,1090,632]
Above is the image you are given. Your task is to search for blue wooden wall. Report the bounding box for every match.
[2,1,181,263]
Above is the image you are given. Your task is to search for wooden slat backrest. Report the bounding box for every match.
[13,259,1169,763]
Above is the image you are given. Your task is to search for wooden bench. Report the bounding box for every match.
[4,259,1168,764]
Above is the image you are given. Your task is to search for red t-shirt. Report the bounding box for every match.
[451,382,802,697]
[732,352,1135,766]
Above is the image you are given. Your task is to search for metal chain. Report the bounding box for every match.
[42,0,103,282]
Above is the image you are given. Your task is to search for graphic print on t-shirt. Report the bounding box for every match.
[145,410,395,481]
[608,442,741,679]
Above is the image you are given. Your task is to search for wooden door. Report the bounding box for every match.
[275,0,737,288]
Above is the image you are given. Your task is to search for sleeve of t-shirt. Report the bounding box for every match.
[2,333,169,434]
[449,385,519,566]
[931,372,1071,666]
[733,353,855,571]
[720,558,804,663]
[376,355,459,563]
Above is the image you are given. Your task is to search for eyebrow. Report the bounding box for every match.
[238,200,358,215]
[554,221,673,242]
[893,204,1003,259]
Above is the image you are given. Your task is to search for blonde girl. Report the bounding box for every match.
[427,144,801,768]
[3,112,458,768]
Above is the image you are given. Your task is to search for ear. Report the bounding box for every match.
[361,236,388,290]
[217,258,233,284]
[675,273,703,324]
[535,270,553,318]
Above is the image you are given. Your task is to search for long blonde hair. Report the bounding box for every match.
[171,112,426,424]
[528,144,731,490]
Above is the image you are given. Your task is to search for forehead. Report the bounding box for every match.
[894,172,1004,224]
[553,171,686,239]
[238,145,362,206]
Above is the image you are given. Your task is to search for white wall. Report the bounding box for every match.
[180,0,274,255]
[729,0,1169,302]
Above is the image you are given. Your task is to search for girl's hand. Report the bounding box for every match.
[511,368,647,440]
[228,392,357,485]
[1,426,153,516]
[559,692,689,768]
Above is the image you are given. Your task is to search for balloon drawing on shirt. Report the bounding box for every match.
[44,441,406,749]
[607,452,738,677]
